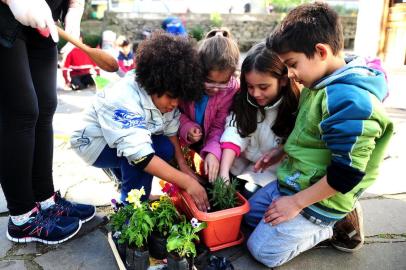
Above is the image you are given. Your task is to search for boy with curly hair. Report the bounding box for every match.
[71,32,210,211]
[246,2,394,267]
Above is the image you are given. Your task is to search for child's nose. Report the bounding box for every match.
[287,69,295,79]
[171,98,179,107]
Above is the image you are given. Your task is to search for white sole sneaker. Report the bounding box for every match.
[6,220,82,245]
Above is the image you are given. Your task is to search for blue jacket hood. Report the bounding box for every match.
[313,57,388,102]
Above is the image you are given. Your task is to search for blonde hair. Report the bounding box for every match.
[198,28,240,75]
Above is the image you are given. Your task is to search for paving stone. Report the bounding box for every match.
[34,230,117,270]
[0,186,8,214]
[230,252,270,270]
[360,198,406,236]
[65,180,119,206]
[14,243,40,256]
[0,260,26,270]
[0,217,13,258]
[277,242,406,270]
[75,213,107,239]
[366,157,406,196]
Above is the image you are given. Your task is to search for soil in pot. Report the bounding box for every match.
[125,246,150,270]
[148,231,168,259]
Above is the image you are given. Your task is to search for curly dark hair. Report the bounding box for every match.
[232,42,300,139]
[135,31,204,101]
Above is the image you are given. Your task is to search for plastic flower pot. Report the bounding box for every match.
[194,243,210,270]
[125,246,150,270]
[167,253,192,270]
[148,231,167,260]
[178,190,250,251]
[112,232,127,261]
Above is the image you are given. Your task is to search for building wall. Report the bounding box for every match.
[98,12,357,51]
[354,0,385,58]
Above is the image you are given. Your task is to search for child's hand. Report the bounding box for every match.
[187,127,202,143]
[263,196,302,226]
[218,171,230,182]
[185,179,210,212]
[204,153,219,182]
[254,147,285,173]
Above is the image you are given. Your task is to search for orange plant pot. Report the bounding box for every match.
[178,190,250,251]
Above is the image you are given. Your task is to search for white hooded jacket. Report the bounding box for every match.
[70,71,180,165]
[220,98,283,186]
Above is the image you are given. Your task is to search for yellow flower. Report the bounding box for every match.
[126,187,146,208]
[151,201,160,211]
[160,195,168,201]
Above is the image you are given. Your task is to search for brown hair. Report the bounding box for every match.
[267,2,343,58]
[232,42,300,139]
[198,28,240,76]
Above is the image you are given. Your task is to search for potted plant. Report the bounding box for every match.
[208,177,239,211]
[166,217,207,270]
[109,201,134,260]
[122,188,154,270]
[178,175,250,251]
[148,195,180,259]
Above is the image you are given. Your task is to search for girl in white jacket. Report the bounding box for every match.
[219,42,300,196]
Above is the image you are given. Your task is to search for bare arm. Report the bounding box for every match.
[168,135,199,180]
[219,148,237,181]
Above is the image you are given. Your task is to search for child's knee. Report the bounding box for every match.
[247,236,291,268]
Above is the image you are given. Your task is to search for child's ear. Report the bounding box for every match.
[315,43,329,60]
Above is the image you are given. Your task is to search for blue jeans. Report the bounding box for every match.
[244,181,333,267]
[93,135,174,202]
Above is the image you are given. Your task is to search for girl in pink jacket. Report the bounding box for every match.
[179,28,240,181]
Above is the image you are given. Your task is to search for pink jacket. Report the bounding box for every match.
[179,76,239,161]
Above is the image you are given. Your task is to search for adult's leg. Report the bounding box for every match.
[0,39,39,215]
[27,43,58,202]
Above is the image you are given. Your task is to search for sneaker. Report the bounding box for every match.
[7,206,81,244]
[45,191,96,223]
[331,201,364,252]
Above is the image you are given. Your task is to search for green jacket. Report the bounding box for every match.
[277,57,394,223]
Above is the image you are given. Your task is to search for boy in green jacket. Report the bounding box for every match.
[246,2,394,267]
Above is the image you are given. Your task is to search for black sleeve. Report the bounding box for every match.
[131,153,154,170]
[326,161,365,194]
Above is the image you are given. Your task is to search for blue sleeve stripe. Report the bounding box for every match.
[320,85,372,166]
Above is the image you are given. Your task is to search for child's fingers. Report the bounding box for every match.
[204,160,209,177]
[253,158,264,172]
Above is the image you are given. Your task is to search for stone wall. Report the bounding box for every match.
[83,12,357,51]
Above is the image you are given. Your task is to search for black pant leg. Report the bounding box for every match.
[0,38,38,215]
[27,43,58,202]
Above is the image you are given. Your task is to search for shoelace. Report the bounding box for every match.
[52,191,74,214]
[29,210,57,236]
